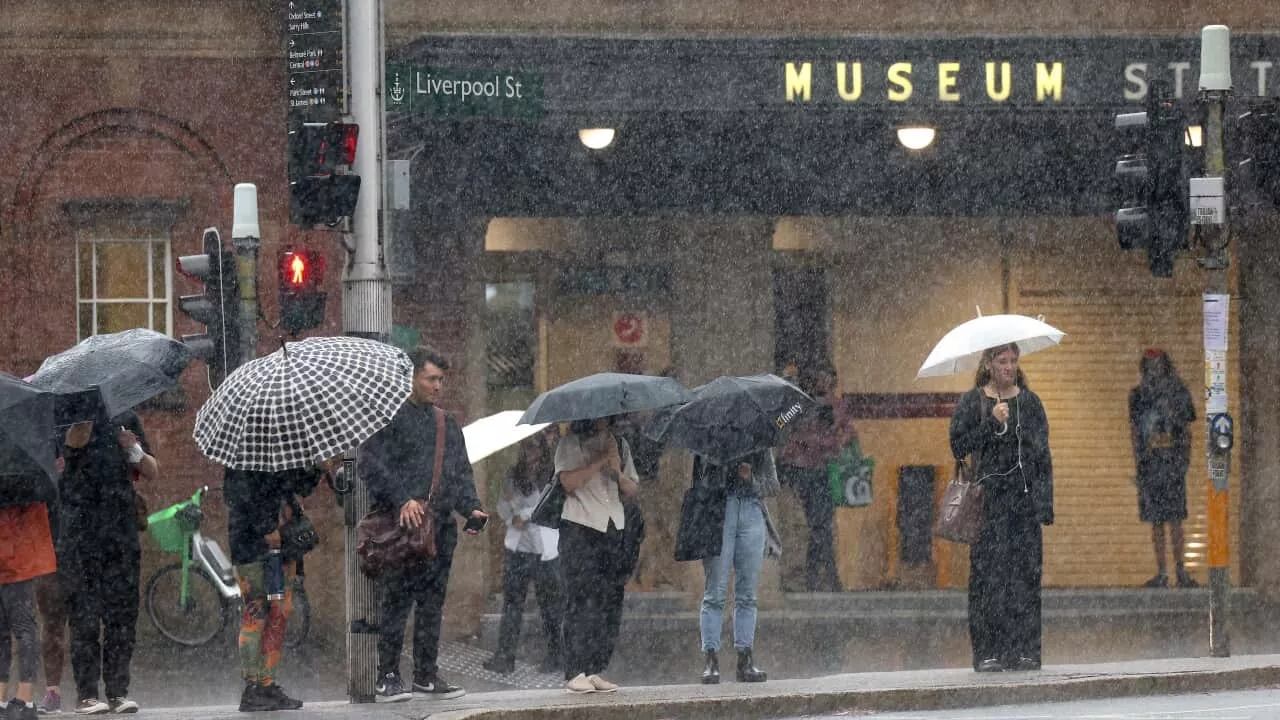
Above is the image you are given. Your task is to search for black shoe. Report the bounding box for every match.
[701,650,720,684]
[736,648,767,683]
[239,683,303,712]
[976,657,1004,672]
[1011,656,1041,671]
[482,655,515,674]
[1143,573,1169,588]
[374,672,411,703]
[412,673,466,700]
[6,699,37,720]
[1176,569,1200,588]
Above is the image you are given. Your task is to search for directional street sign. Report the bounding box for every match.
[385,63,544,119]
[285,0,344,124]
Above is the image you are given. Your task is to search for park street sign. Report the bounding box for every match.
[386,64,544,118]
[286,0,344,124]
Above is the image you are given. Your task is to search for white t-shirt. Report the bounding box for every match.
[496,478,559,561]
[554,431,637,533]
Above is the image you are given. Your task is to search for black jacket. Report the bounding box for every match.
[58,411,148,564]
[360,401,481,520]
[950,387,1054,525]
[224,466,319,565]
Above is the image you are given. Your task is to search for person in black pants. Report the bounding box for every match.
[950,344,1054,673]
[59,411,157,715]
[483,432,563,674]
[554,417,639,694]
[360,346,487,703]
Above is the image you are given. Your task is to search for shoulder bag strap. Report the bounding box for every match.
[426,406,446,510]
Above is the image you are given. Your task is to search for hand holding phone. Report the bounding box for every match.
[463,512,488,534]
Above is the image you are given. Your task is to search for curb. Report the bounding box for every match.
[428,664,1280,720]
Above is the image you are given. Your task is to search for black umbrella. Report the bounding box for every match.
[645,373,813,464]
[0,372,58,506]
[31,328,192,420]
[518,373,694,425]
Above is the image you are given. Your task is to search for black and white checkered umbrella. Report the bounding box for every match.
[193,336,413,471]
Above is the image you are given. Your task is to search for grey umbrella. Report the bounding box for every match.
[193,336,413,471]
[0,372,58,505]
[31,328,192,420]
[517,372,694,425]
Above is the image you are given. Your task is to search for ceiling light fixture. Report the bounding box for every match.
[579,128,616,150]
[897,126,937,150]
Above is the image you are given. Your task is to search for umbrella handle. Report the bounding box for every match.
[995,421,1009,437]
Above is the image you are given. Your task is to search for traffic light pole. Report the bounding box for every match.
[1198,24,1232,658]
[232,183,261,367]
[343,0,391,703]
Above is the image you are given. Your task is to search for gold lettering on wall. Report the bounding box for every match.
[985,62,1011,101]
[1036,62,1064,102]
[887,62,913,102]
[786,62,813,102]
[938,61,960,101]
[836,62,863,101]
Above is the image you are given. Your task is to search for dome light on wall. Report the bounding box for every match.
[579,128,616,150]
[897,126,937,150]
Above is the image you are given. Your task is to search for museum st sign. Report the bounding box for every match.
[391,34,1280,116]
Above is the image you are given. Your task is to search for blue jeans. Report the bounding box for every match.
[700,496,766,652]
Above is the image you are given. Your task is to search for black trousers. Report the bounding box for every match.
[558,521,627,680]
[780,465,842,592]
[377,522,457,682]
[67,548,140,701]
[493,551,563,663]
[968,486,1043,668]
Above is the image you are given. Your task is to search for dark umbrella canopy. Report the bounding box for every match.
[645,373,813,464]
[518,373,694,425]
[0,372,58,505]
[31,328,192,420]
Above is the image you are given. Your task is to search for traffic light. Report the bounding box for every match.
[288,121,361,227]
[278,247,326,335]
[177,228,241,387]
[1235,98,1280,207]
[1114,87,1189,277]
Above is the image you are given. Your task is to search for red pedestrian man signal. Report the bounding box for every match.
[286,252,307,287]
[278,247,326,335]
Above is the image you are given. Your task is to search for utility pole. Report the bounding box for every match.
[343,0,392,702]
[232,183,261,367]
[1196,24,1233,658]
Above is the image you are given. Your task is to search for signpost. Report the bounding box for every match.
[285,0,345,125]
[385,63,544,118]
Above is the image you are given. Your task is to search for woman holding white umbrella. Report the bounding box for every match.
[949,343,1054,673]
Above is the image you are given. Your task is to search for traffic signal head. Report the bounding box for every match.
[177,228,241,387]
[288,121,361,227]
[278,247,327,335]
[1235,99,1280,207]
[1113,87,1188,278]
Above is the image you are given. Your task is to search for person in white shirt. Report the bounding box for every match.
[554,417,638,694]
[483,431,563,674]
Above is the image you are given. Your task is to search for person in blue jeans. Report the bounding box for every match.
[675,449,781,684]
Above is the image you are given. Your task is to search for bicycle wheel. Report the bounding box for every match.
[145,562,229,647]
[285,584,311,649]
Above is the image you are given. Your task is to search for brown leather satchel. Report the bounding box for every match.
[933,457,984,544]
[356,406,446,578]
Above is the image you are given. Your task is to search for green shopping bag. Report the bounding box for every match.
[829,442,875,507]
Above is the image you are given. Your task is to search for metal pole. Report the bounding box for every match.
[343,0,391,703]
[1198,24,1232,658]
[231,183,261,367]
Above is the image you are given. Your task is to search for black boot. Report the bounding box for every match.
[700,650,720,684]
[736,648,767,683]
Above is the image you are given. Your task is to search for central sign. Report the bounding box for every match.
[385,64,544,118]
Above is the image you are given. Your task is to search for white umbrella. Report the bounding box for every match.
[917,313,1066,378]
[463,410,549,464]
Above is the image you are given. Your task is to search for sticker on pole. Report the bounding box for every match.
[1190,177,1225,225]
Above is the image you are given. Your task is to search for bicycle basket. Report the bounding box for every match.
[147,501,202,554]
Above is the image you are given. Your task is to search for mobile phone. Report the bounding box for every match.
[463,514,488,532]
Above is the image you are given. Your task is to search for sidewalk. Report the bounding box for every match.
[143,653,1280,720]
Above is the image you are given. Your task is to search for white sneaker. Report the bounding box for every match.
[587,675,618,693]
[107,697,138,714]
[565,673,596,694]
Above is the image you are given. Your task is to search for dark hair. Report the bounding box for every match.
[407,345,450,374]
[798,361,837,396]
[510,433,551,495]
[568,417,612,436]
[973,344,1028,389]
[1140,348,1174,379]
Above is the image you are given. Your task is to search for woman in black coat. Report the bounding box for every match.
[949,343,1053,673]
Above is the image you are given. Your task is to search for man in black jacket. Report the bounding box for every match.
[360,346,486,702]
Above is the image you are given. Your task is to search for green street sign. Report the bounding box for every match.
[386,64,544,118]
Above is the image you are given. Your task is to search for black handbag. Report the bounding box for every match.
[529,475,565,529]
